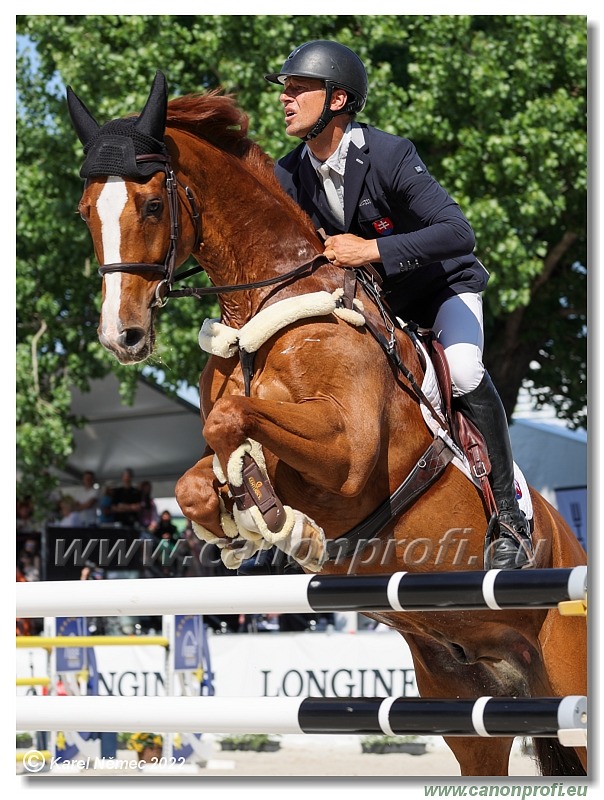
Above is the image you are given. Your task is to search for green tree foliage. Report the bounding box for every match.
[16,15,587,509]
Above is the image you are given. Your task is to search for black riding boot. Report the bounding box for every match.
[455,372,535,569]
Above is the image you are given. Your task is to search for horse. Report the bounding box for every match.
[66,71,587,776]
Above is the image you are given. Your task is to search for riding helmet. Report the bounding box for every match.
[265,40,368,139]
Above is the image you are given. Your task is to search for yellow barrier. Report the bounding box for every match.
[16,636,169,649]
[16,750,51,763]
[558,598,588,617]
[16,677,51,687]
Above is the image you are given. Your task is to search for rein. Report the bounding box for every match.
[168,255,330,299]
[96,152,329,306]
[95,155,456,564]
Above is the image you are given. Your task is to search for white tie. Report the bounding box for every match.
[318,163,345,227]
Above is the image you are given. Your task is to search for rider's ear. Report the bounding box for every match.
[330,88,349,113]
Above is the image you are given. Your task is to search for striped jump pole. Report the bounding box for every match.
[16,695,586,739]
[15,567,587,619]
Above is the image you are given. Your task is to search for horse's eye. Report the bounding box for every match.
[144,198,163,217]
[78,204,90,223]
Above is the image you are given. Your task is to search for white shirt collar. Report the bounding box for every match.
[304,122,365,176]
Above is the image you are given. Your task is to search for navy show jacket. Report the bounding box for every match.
[274,123,489,326]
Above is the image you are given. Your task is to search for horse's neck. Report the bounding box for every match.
[176,135,322,327]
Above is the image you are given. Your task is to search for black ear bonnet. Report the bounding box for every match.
[77,118,167,179]
[67,71,169,180]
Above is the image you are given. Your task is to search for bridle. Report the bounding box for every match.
[96,153,201,308]
[96,153,328,308]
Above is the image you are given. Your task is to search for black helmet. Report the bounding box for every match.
[265,40,368,140]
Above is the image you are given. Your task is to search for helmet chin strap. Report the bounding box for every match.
[302,85,334,141]
[302,83,350,142]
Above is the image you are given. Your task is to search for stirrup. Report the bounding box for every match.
[484,513,535,570]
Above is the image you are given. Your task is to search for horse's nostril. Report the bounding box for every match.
[119,328,146,349]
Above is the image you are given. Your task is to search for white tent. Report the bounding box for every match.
[64,374,204,498]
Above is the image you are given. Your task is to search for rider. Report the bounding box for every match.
[261,39,534,571]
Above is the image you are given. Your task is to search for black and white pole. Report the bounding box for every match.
[15,567,587,618]
[16,695,586,741]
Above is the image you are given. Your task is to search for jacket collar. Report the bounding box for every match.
[298,123,370,230]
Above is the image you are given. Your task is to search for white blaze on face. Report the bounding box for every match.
[97,177,128,339]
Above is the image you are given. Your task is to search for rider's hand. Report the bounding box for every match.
[323,234,381,268]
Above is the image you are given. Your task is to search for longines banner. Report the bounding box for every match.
[17,629,417,698]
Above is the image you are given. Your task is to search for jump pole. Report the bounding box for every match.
[15,567,587,619]
[16,695,586,740]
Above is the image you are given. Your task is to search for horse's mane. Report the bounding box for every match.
[166,90,316,234]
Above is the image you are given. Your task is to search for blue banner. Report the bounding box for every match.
[55,617,86,672]
[174,614,203,671]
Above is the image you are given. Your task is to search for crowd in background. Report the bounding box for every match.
[16,467,332,636]
[17,468,221,582]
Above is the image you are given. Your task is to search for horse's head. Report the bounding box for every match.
[67,71,197,364]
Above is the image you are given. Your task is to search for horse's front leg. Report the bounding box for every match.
[176,452,223,537]
[202,394,380,570]
[204,395,378,495]
[175,452,269,570]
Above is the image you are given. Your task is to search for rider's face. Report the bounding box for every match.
[279,77,326,138]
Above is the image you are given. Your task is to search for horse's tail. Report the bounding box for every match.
[532,739,586,776]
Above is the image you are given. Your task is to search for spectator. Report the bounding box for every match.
[149,511,179,577]
[17,537,41,582]
[98,483,116,525]
[151,509,178,539]
[16,567,32,635]
[111,468,142,527]
[138,480,159,531]
[16,497,36,533]
[57,495,81,527]
[154,531,177,576]
[80,560,105,582]
[181,522,204,578]
[79,562,108,637]
[72,470,100,526]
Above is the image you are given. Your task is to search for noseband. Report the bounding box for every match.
[97,153,201,308]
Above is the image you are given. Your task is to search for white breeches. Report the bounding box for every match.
[432,292,485,397]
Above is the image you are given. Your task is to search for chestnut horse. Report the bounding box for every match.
[67,72,586,776]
